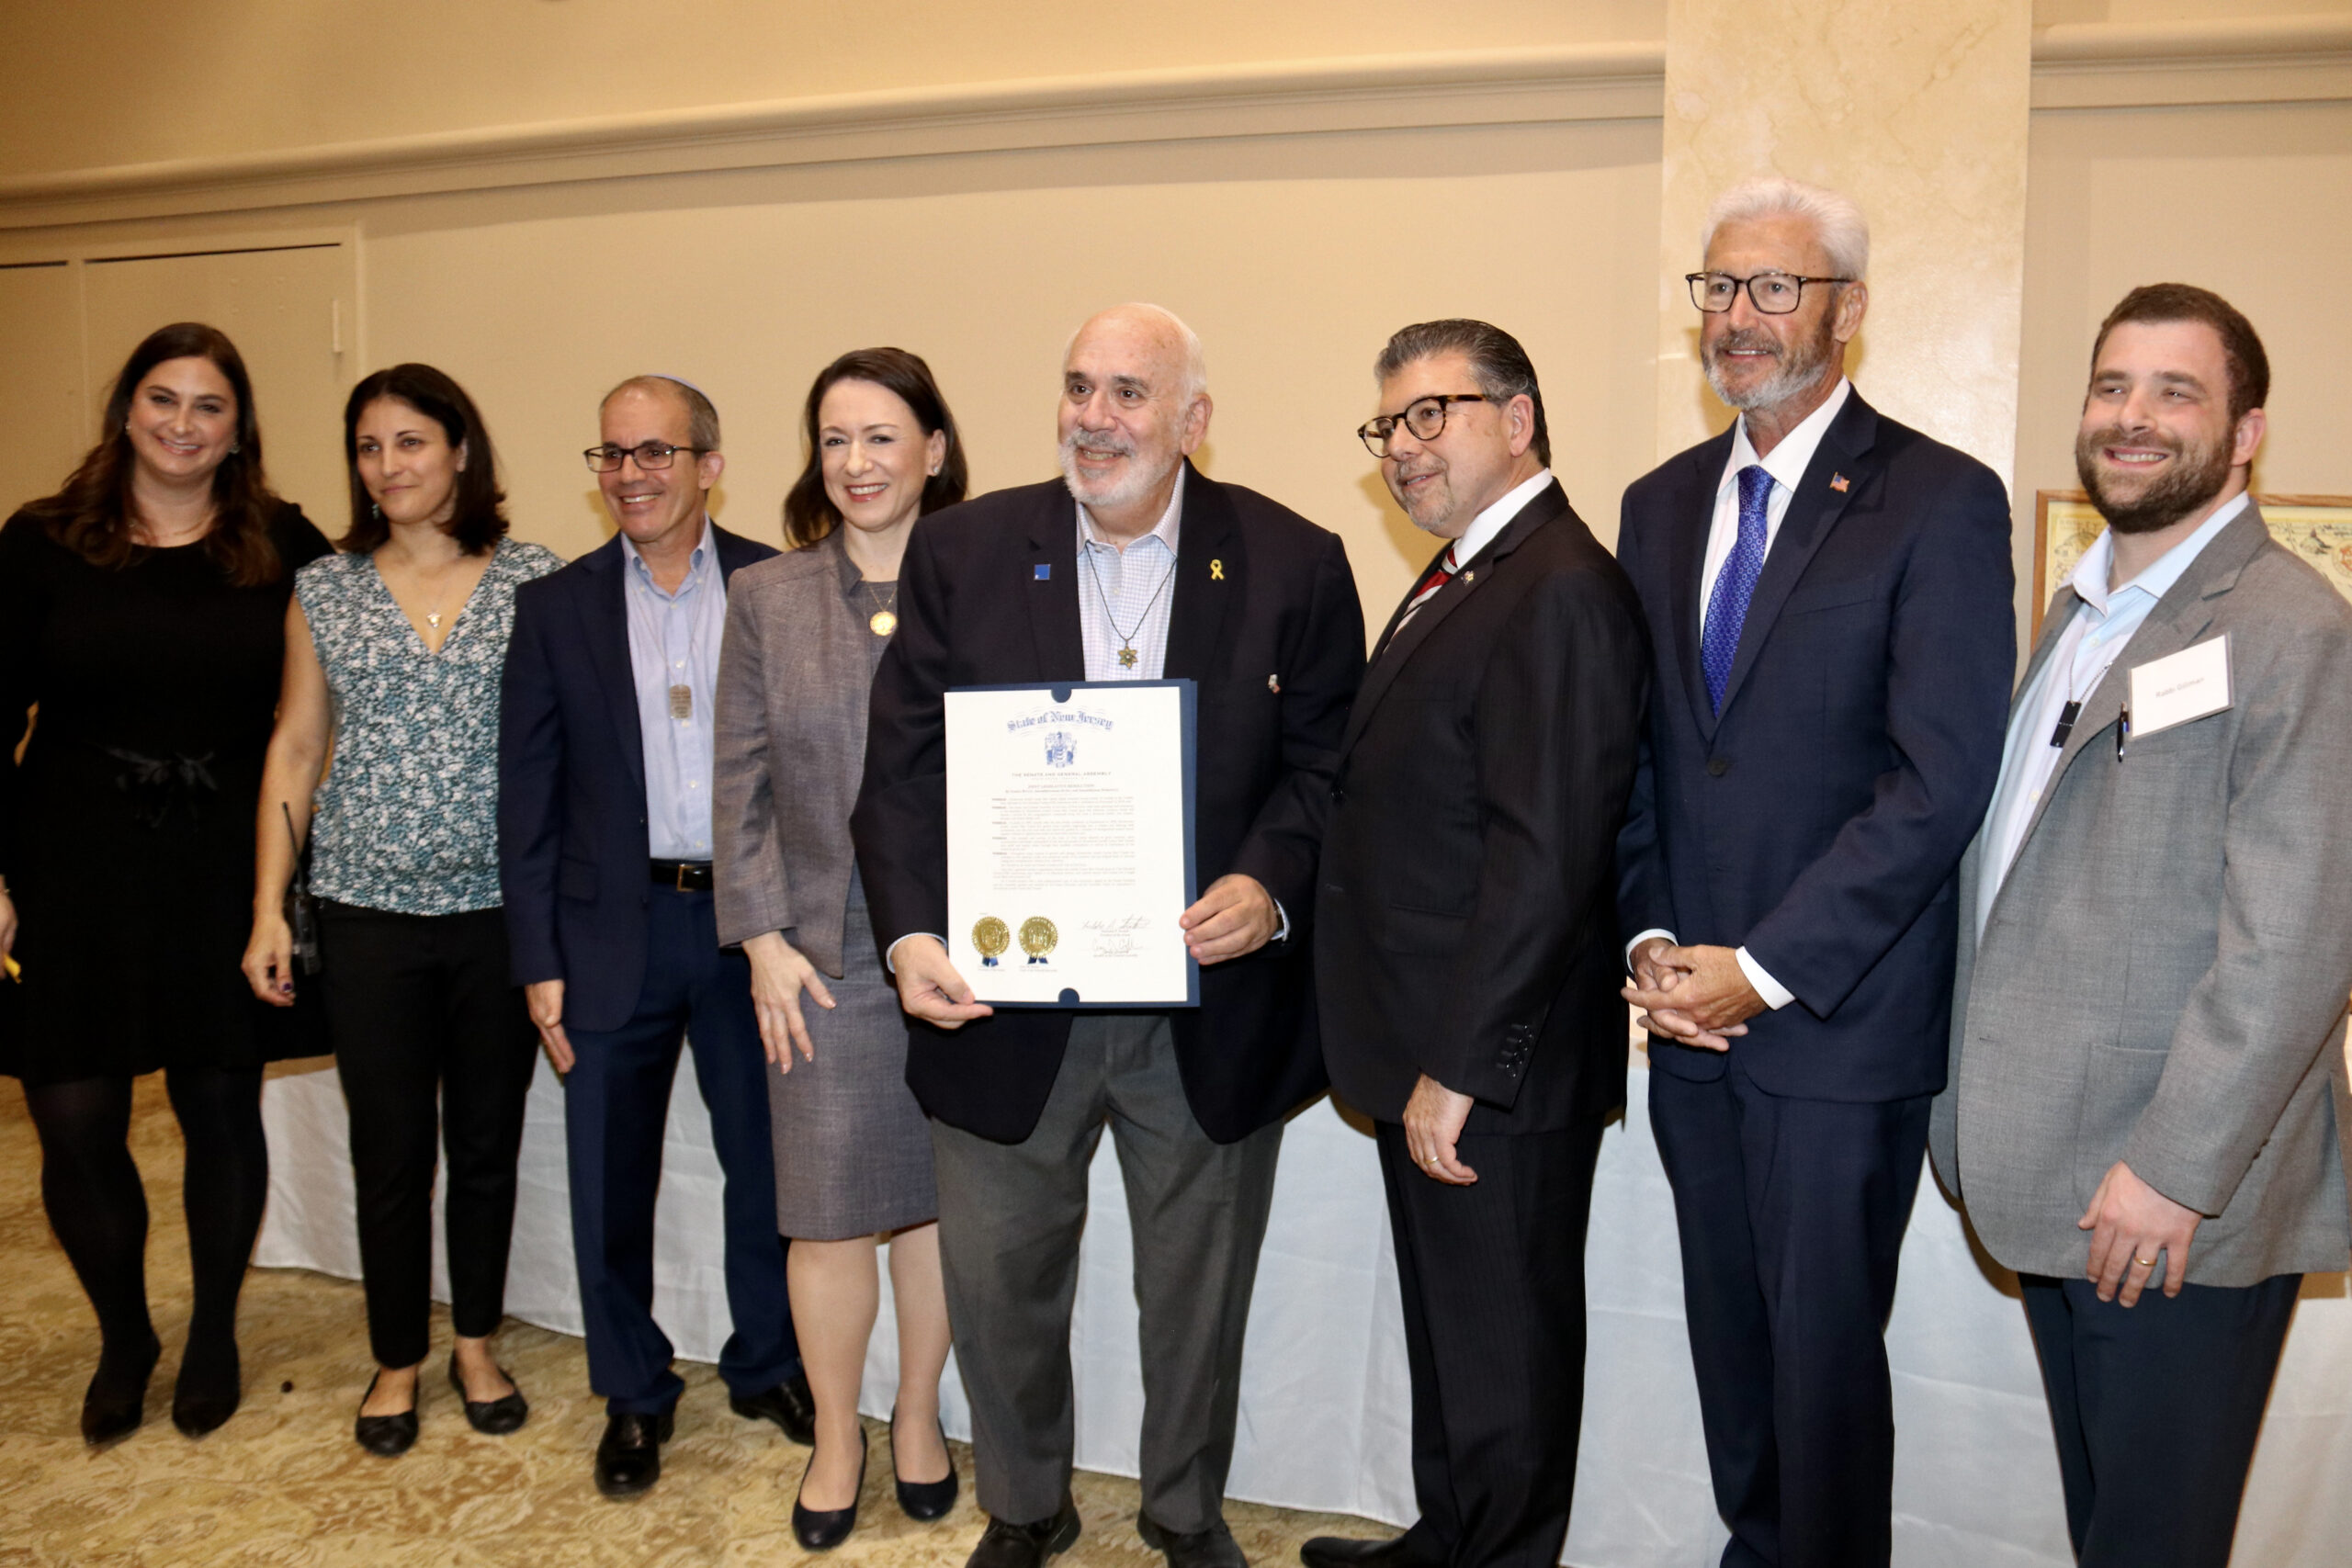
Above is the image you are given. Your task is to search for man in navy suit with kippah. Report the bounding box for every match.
[1616,176,2015,1568]
[501,374,811,1498]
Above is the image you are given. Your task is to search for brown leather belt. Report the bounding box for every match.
[649,859,714,892]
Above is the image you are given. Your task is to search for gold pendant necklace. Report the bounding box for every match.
[862,580,899,637]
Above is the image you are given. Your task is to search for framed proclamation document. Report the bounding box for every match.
[944,680,1199,1008]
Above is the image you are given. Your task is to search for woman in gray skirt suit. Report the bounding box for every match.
[713,347,967,1550]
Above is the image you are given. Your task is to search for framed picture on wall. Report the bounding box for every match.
[2032,491,2352,637]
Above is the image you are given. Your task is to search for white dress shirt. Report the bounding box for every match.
[1387,468,1555,639]
[1077,466,1183,682]
[1625,380,1852,1010]
[1973,491,2251,939]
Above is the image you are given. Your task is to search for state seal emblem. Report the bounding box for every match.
[972,915,1011,967]
[1019,916,1058,964]
[1044,730,1076,768]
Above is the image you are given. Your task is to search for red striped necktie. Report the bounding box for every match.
[1402,546,1460,617]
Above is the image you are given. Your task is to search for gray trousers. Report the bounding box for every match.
[930,1013,1283,1531]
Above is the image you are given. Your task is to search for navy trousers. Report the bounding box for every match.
[2021,1271,2300,1568]
[1648,1056,1932,1568]
[561,886,798,1416]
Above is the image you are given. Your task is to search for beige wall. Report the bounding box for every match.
[0,2,1665,178]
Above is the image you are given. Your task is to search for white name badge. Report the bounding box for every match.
[2128,634,2233,739]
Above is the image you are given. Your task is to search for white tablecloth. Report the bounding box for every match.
[256,1043,2352,1567]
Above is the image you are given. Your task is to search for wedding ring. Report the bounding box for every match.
[2133,1255,2157,1267]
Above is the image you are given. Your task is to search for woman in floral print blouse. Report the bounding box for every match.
[242,364,560,1458]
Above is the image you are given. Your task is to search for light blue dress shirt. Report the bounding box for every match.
[619,516,729,861]
[1974,491,2251,939]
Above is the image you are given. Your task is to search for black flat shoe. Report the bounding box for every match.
[967,1494,1080,1568]
[729,1372,816,1446]
[792,1427,867,1551]
[1140,1515,1248,1568]
[447,1352,528,1435]
[171,1340,241,1438]
[1297,1536,1439,1568]
[354,1371,420,1457]
[81,1335,162,1446]
[594,1410,673,1498]
[891,1414,957,1520]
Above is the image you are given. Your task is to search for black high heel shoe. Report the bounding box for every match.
[791,1427,868,1551]
[171,1338,241,1438]
[82,1334,163,1446]
[354,1370,420,1457]
[891,1415,958,1521]
[447,1351,529,1435]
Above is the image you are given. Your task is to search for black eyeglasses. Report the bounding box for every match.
[1686,271,1852,315]
[582,441,709,474]
[1357,394,1487,457]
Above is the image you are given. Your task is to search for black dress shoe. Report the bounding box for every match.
[81,1335,163,1446]
[354,1371,420,1458]
[447,1352,529,1435]
[967,1494,1081,1568]
[170,1340,242,1438]
[594,1410,673,1498]
[890,1415,958,1520]
[791,1427,867,1551]
[1141,1516,1248,1568]
[1298,1537,1436,1568]
[729,1372,816,1445]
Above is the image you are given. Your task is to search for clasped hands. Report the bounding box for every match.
[893,873,1280,1029]
[1621,938,1764,1051]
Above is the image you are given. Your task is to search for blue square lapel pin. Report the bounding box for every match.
[1034,563,1051,581]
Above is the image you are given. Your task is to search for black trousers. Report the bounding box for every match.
[2021,1271,2300,1568]
[1648,1058,1932,1568]
[1374,1118,1604,1568]
[318,901,538,1369]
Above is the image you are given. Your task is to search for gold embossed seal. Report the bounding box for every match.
[972,915,1011,966]
[1018,916,1058,963]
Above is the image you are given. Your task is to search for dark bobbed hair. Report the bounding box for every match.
[2091,283,2270,425]
[1373,319,1552,468]
[26,321,285,584]
[339,364,511,555]
[782,348,969,549]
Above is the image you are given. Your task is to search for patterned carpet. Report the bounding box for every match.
[0,1077,1372,1567]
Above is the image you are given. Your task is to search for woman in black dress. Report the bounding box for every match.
[0,322,332,1444]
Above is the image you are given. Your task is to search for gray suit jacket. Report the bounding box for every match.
[712,532,879,976]
[1931,506,2352,1285]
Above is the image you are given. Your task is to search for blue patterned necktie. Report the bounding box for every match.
[1702,464,1775,715]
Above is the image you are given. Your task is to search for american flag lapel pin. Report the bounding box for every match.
[1829,473,1850,493]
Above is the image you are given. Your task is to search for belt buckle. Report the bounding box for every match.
[675,862,693,893]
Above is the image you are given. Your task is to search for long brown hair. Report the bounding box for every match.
[782,347,968,549]
[25,321,286,585]
[338,364,511,555]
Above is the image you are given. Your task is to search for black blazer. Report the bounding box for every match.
[1613,391,2015,1102]
[499,525,778,1033]
[1316,481,1649,1132]
[851,465,1365,1145]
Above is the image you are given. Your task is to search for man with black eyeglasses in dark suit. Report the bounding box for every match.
[501,375,812,1498]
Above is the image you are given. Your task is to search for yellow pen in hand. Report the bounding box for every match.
[3,953,19,983]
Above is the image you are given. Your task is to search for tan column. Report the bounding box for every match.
[1654,0,2034,487]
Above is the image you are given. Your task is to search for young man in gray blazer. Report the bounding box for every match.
[1934,285,2352,1568]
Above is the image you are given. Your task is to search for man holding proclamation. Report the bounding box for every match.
[1935,285,2352,1568]
[851,304,1364,1568]
[1615,175,2015,1567]
[1306,320,1647,1568]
